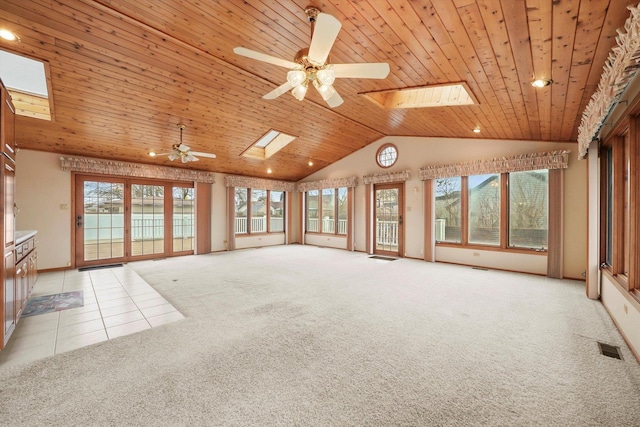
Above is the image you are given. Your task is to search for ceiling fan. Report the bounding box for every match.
[233,7,390,108]
[154,124,216,163]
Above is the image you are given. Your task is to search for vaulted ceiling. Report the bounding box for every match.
[0,0,635,181]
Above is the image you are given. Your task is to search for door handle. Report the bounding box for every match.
[398,215,403,225]
[76,215,83,227]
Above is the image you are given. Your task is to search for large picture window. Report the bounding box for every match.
[306,187,349,235]
[435,172,549,250]
[601,128,638,293]
[235,188,285,235]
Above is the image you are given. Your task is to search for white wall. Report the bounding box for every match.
[601,275,640,357]
[299,136,586,278]
[235,233,285,249]
[15,150,72,270]
[210,178,227,252]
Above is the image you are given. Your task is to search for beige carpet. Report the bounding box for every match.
[1,245,639,426]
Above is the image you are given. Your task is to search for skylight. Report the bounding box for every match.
[0,49,53,120]
[361,82,478,109]
[242,129,296,160]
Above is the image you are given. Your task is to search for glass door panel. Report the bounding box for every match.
[173,187,194,252]
[374,184,403,256]
[79,178,125,263]
[130,184,165,257]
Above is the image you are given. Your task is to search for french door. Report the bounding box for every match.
[74,175,194,267]
[374,183,404,257]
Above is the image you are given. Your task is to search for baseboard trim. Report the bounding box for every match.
[601,301,640,364]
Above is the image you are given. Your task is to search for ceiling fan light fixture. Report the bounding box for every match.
[292,83,308,101]
[317,67,335,85]
[287,70,307,87]
[168,152,179,161]
[313,79,335,100]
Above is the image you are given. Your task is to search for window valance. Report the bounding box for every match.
[577,4,640,159]
[418,150,569,180]
[224,175,295,192]
[60,156,215,183]
[362,170,410,185]
[296,176,357,192]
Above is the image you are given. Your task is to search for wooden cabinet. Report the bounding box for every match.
[0,79,16,350]
[15,235,37,321]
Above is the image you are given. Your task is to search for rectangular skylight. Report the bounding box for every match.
[242,129,297,160]
[0,50,48,96]
[0,49,53,120]
[361,82,478,109]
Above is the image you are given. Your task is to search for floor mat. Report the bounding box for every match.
[21,291,84,317]
[369,255,398,261]
[78,263,123,272]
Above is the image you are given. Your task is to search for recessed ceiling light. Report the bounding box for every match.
[267,168,272,174]
[148,151,156,157]
[0,30,19,42]
[308,161,313,166]
[531,78,552,88]
[473,127,481,133]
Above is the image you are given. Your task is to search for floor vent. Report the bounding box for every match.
[598,342,622,360]
[369,255,397,261]
[78,263,123,272]
[472,267,489,271]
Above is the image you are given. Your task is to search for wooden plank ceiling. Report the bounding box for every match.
[0,0,635,181]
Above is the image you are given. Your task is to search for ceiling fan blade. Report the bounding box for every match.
[307,13,342,66]
[332,63,390,79]
[190,151,217,159]
[233,47,300,69]
[263,81,294,100]
[325,90,343,108]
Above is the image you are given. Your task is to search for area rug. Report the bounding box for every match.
[21,291,84,317]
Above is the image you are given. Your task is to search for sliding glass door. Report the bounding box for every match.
[75,175,195,267]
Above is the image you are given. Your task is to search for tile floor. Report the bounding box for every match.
[0,265,183,368]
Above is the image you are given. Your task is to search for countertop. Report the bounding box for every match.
[15,230,37,245]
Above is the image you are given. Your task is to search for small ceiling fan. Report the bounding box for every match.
[233,7,390,108]
[153,124,216,163]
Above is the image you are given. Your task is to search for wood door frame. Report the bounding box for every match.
[373,182,405,257]
[73,174,128,268]
[73,174,196,268]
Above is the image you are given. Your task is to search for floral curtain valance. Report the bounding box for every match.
[224,175,295,192]
[418,150,569,180]
[296,176,358,192]
[362,170,411,185]
[60,156,215,183]
[577,4,640,159]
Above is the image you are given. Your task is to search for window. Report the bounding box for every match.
[235,188,285,235]
[603,146,613,266]
[306,187,349,235]
[337,188,348,235]
[468,173,500,245]
[435,172,549,250]
[322,188,335,233]
[251,189,267,233]
[270,191,284,232]
[173,187,194,252]
[435,177,461,243]
[376,143,398,168]
[509,170,548,249]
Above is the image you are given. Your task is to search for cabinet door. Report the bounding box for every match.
[3,250,15,347]
[0,84,16,162]
[4,160,14,249]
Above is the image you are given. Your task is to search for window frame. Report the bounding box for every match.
[435,171,549,253]
[305,187,349,236]
[600,121,638,296]
[234,187,285,235]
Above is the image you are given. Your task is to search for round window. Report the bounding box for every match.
[376,143,398,168]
